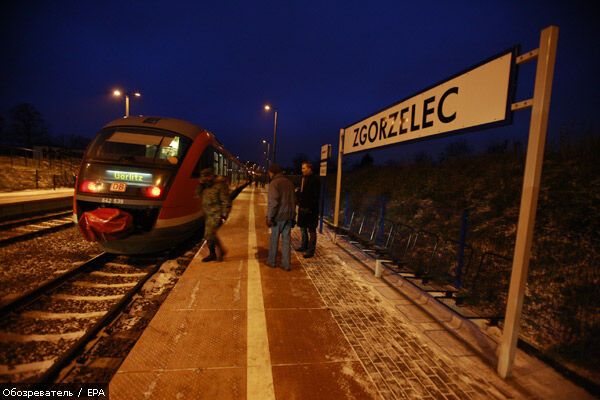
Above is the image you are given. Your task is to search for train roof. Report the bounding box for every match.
[103,116,205,140]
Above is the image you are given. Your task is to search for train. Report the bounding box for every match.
[73,116,249,254]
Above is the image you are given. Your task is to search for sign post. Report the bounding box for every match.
[319,144,331,233]
[333,130,344,230]
[497,25,558,379]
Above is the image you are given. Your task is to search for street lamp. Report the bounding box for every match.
[113,89,141,117]
[261,139,270,170]
[264,104,278,164]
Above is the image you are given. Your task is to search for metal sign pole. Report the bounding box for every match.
[333,129,344,229]
[319,144,330,234]
[497,25,559,378]
[319,177,325,233]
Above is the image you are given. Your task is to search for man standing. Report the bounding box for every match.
[198,167,231,262]
[296,161,320,258]
[266,164,296,271]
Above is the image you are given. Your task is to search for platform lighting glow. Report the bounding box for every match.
[134,92,141,97]
[264,104,271,111]
[113,90,122,97]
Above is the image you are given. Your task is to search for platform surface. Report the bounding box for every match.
[0,188,73,205]
[109,186,594,400]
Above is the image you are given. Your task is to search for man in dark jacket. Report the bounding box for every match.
[266,163,296,271]
[295,161,320,258]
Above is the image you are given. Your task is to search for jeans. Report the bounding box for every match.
[268,220,292,269]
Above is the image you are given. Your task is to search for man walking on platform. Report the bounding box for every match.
[197,167,231,262]
[295,161,320,258]
[266,164,296,271]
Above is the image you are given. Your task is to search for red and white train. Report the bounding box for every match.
[73,116,248,254]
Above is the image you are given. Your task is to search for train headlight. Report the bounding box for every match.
[145,185,162,198]
[80,180,102,193]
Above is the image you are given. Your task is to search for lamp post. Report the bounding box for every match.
[264,104,278,164]
[261,139,270,170]
[113,89,141,117]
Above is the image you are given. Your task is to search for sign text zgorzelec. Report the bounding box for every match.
[343,50,515,154]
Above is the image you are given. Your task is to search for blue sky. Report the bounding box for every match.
[1,0,598,167]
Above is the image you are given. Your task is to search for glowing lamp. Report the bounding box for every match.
[80,180,101,193]
[145,186,162,198]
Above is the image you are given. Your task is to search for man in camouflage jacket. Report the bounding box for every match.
[197,167,231,261]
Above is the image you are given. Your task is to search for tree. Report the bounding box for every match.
[9,103,49,148]
[67,134,91,150]
[53,133,91,150]
[414,151,433,164]
[438,140,471,163]
[486,140,509,154]
[357,152,374,169]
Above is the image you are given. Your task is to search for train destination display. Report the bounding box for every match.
[343,50,516,154]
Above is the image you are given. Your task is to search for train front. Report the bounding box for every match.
[74,118,197,254]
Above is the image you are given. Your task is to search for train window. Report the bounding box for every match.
[158,137,180,159]
[192,146,216,178]
[89,129,191,166]
[214,152,220,175]
[192,146,232,178]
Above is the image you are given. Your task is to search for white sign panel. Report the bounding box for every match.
[344,50,515,154]
[321,144,331,160]
[319,161,327,176]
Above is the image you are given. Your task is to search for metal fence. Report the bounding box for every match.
[0,145,81,190]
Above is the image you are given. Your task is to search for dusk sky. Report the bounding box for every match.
[2,1,598,167]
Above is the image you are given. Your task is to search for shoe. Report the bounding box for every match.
[295,246,307,252]
[282,266,291,271]
[202,254,217,262]
[266,262,276,268]
[303,253,314,259]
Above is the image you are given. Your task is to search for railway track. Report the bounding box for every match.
[0,251,168,383]
[0,211,74,247]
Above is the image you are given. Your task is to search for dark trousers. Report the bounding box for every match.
[205,216,224,255]
[300,226,317,255]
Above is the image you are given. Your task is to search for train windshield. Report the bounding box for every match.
[88,129,192,166]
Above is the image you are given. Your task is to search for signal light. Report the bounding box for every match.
[80,180,101,193]
[145,185,162,198]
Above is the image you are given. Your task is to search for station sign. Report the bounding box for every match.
[343,49,516,154]
[320,161,327,176]
[106,169,153,184]
[321,144,332,160]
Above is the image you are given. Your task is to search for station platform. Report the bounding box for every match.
[109,186,592,400]
[0,188,73,220]
[0,188,74,204]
